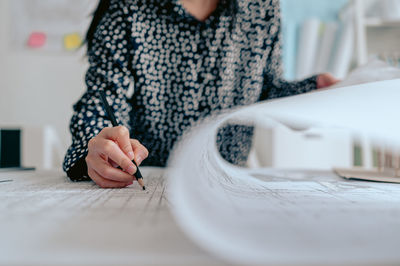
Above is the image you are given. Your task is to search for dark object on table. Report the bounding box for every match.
[0,129,21,168]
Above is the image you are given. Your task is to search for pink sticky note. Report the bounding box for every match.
[27,32,47,48]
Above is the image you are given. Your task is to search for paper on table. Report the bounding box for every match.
[335,167,400,183]
[332,59,400,89]
[167,79,400,265]
[0,168,222,265]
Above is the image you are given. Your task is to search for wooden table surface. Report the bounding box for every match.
[0,168,225,266]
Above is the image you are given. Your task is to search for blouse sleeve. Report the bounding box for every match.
[63,0,134,180]
[259,0,318,101]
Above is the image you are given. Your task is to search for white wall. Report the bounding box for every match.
[0,0,88,166]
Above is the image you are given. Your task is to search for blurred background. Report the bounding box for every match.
[0,0,399,170]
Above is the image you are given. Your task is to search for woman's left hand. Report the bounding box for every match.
[317,73,341,89]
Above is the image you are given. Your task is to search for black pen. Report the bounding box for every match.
[98,90,145,190]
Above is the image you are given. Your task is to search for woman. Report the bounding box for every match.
[63,0,338,188]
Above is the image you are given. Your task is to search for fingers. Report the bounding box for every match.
[89,137,137,175]
[130,139,149,165]
[317,73,341,89]
[88,167,133,188]
[99,126,134,160]
[326,73,340,84]
[109,158,119,168]
[86,155,135,183]
[86,126,150,188]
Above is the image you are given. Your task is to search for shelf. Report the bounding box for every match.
[365,18,400,27]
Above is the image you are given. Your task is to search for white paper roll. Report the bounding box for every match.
[315,22,338,74]
[330,19,354,79]
[296,18,321,79]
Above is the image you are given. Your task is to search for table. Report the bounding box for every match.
[0,168,224,266]
[2,168,400,266]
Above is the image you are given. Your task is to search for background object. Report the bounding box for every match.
[0,129,21,168]
[332,59,400,88]
[330,16,355,79]
[0,126,63,170]
[251,126,352,169]
[380,0,400,21]
[63,33,83,51]
[21,126,64,170]
[0,0,91,155]
[295,18,320,79]
[27,32,47,49]
[250,59,400,170]
[281,0,349,80]
[355,0,400,66]
[314,22,339,74]
[9,0,95,53]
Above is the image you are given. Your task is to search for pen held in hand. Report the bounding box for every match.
[98,90,146,190]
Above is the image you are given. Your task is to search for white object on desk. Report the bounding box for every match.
[168,79,400,265]
[251,125,352,170]
[21,125,64,170]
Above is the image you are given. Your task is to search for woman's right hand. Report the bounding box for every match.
[85,126,149,188]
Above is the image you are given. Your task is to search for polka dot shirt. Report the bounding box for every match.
[63,0,318,180]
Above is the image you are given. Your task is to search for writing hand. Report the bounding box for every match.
[85,126,149,188]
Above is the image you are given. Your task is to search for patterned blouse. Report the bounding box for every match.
[63,0,317,180]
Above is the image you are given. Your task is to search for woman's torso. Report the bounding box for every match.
[124,0,279,165]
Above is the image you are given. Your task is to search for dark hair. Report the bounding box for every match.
[86,0,110,52]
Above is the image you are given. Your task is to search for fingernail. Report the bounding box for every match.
[136,155,143,165]
[126,165,136,175]
[127,151,134,160]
